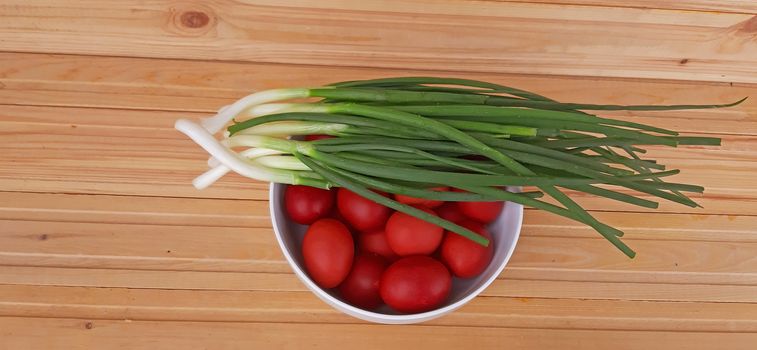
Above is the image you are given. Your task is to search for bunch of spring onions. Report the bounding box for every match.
[175,77,744,258]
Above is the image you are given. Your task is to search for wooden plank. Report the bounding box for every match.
[4,148,754,203]
[0,122,269,200]
[1,53,755,123]
[522,210,757,242]
[2,106,754,148]
[2,109,755,200]
[489,0,757,14]
[488,279,757,302]
[0,186,754,234]
[0,220,279,261]
[2,52,754,147]
[1,285,757,332]
[547,190,757,215]
[1,2,757,83]
[2,209,755,246]
[2,126,757,213]
[2,316,756,349]
[0,107,268,199]
[0,218,755,287]
[0,266,301,292]
[0,192,269,227]
[1,210,756,286]
[1,1,754,346]
[0,221,289,273]
[1,264,756,303]
[509,236,757,281]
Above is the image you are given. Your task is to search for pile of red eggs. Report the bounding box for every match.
[285,185,503,313]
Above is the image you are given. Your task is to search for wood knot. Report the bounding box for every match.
[167,6,215,36]
[180,11,209,29]
[679,58,689,65]
[38,234,48,241]
[84,322,93,329]
[739,15,757,34]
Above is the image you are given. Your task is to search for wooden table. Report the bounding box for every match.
[2,1,756,348]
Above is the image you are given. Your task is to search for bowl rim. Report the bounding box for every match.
[269,182,523,323]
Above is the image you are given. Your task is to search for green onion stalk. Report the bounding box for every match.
[175,77,745,258]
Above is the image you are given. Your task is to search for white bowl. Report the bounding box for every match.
[269,183,523,324]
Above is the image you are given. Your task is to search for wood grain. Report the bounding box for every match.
[2,109,756,202]
[490,0,757,14]
[2,202,756,286]
[0,192,269,227]
[1,53,755,204]
[1,0,756,347]
[3,265,757,303]
[1,1,757,83]
[2,52,753,123]
[3,285,757,332]
[0,211,755,288]
[3,316,756,350]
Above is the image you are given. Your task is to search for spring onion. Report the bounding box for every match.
[175,77,744,258]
